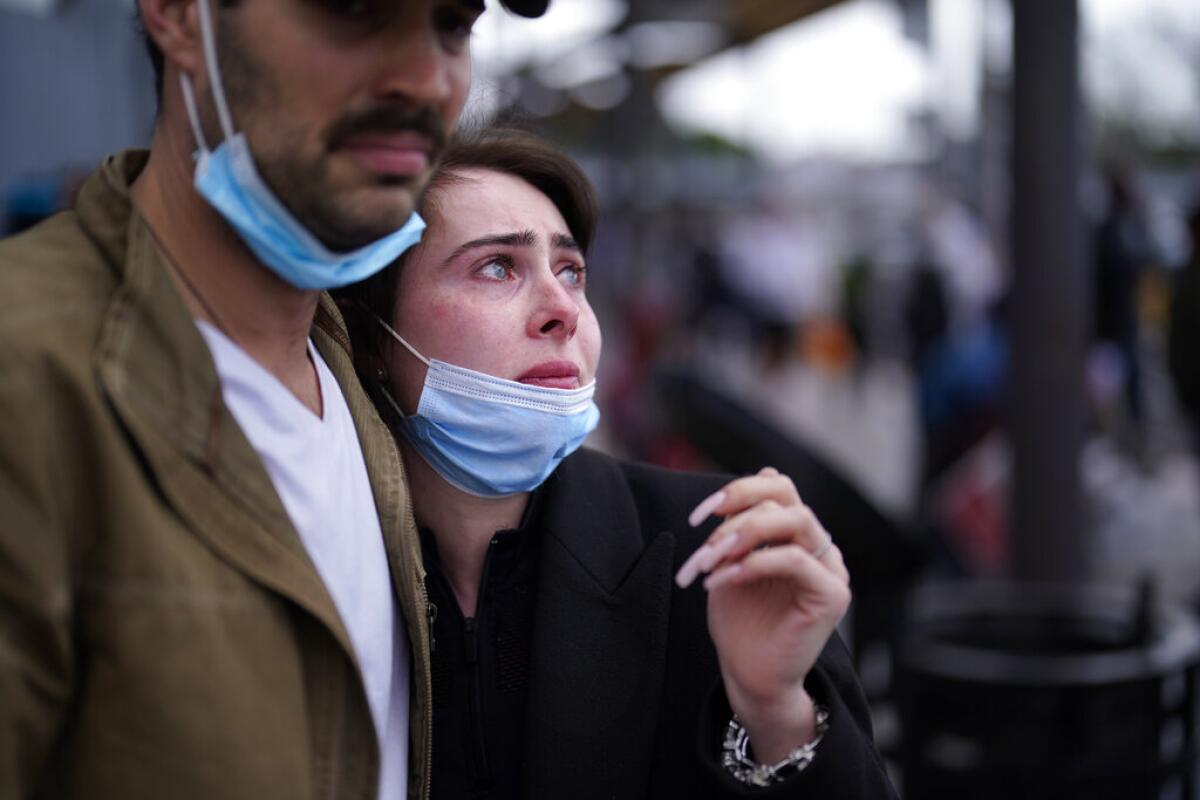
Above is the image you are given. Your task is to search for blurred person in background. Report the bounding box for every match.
[1094,167,1154,432]
[0,0,549,797]
[905,263,1008,490]
[336,129,896,799]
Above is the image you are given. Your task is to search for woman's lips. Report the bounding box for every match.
[517,361,580,389]
[339,132,432,177]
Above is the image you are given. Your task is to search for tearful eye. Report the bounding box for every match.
[479,258,514,281]
[559,263,587,288]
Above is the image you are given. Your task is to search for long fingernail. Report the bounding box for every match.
[688,491,726,527]
[703,563,743,591]
[697,532,739,573]
[675,544,712,588]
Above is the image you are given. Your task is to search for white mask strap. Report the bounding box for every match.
[179,73,211,154]
[186,0,237,145]
[197,0,236,140]
[373,312,431,367]
[377,383,411,421]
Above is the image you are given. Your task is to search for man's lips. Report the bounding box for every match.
[517,361,581,389]
[338,131,433,177]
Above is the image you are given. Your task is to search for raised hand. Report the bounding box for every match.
[676,467,851,763]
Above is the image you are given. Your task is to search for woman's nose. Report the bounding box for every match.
[528,275,580,340]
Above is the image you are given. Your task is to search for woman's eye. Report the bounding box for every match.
[479,258,514,281]
[559,263,587,288]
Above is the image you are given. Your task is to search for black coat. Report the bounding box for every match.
[519,448,897,798]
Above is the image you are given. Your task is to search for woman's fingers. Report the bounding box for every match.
[687,490,727,527]
[714,501,824,560]
[687,469,801,528]
[724,500,834,563]
[677,468,851,589]
[819,539,850,584]
[676,501,846,587]
[704,544,853,618]
[692,539,848,589]
[674,531,740,588]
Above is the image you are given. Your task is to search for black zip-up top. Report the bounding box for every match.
[421,492,542,800]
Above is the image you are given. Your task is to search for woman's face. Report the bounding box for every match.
[387,167,602,413]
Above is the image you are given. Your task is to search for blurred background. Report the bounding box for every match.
[3,0,1200,795]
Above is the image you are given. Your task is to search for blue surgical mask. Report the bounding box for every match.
[177,0,425,291]
[374,314,600,497]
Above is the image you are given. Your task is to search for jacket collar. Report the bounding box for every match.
[80,150,433,797]
[81,151,357,659]
[523,449,676,798]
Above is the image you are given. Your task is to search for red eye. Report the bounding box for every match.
[478,257,515,281]
[559,263,587,289]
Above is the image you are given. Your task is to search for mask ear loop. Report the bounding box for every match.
[377,381,411,422]
[372,311,431,367]
[370,311,429,423]
[179,75,210,154]
[195,0,236,141]
[179,0,237,154]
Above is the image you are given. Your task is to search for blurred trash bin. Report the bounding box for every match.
[897,580,1200,799]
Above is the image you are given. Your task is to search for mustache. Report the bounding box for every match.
[326,105,448,155]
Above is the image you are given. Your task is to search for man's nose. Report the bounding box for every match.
[373,19,454,108]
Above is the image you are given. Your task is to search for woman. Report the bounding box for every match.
[337,131,894,798]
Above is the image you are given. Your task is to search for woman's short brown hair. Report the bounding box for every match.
[333,128,598,383]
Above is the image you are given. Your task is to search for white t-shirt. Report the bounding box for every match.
[197,321,409,800]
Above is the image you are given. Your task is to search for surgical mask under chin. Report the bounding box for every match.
[374,314,600,498]
[178,0,425,290]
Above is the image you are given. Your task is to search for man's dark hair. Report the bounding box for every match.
[333,128,598,387]
[134,0,549,106]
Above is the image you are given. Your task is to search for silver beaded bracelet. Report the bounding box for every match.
[721,704,830,787]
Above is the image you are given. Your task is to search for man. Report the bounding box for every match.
[0,0,546,797]
[1094,169,1151,428]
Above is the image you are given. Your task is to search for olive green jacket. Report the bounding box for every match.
[0,151,433,799]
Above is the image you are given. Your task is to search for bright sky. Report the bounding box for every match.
[1083,0,1200,144]
[472,0,625,75]
[469,0,1200,163]
[660,0,929,163]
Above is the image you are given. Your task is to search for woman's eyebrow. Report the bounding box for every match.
[552,233,581,253]
[443,230,536,265]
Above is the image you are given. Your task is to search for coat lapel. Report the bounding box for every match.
[311,296,433,799]
[311,295,422,637]
[86,154,353,659]
[523,452,675,799]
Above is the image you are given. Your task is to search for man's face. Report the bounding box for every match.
[208,0,478,251]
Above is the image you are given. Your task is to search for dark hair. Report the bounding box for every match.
[136,0,551,107]
[333,128,598,385]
